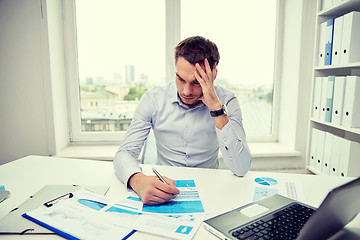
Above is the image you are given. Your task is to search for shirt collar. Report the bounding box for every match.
[169,81,179,104]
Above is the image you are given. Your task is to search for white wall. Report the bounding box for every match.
[46,0,70,154]
[277,0,315,159]
[0,0,69,165]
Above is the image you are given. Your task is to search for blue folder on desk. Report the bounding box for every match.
[22,213,136,240]
[20,188,136,240]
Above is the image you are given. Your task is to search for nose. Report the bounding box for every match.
[183,83,192,96]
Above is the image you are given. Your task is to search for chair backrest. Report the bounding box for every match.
[141,129,159,165]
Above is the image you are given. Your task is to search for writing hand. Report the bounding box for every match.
[129,172,180,205]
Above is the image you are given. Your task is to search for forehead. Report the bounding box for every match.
[176,57,205,81]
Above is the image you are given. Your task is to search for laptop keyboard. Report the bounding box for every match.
[230,203,315,240]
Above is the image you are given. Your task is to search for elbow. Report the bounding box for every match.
[233,162,251,177]
[231,152,252,177]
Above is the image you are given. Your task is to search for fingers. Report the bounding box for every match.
[212,63,218,79]
[194,59,215,85]
[162,176,179,191]
[155,179,179,195]
[156,183,178,198]
[132,175,180,205]
[194,64,205,86]
[204,58,213,79]
[195,62,208,83]
[142,183,178,205]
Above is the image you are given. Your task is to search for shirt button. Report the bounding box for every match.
[186,155,190,158]
[223,137,227,142]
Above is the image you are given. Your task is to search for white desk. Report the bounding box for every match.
[0,155,358,239]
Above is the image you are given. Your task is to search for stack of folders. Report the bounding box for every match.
[309,129,360,177]
[312,75,360,126]
[317,11,360,66]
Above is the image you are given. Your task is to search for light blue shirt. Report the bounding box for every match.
[113,81,252,186]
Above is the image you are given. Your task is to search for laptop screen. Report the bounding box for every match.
[297,177,360,239]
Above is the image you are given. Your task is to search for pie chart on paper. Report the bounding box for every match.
[254,177,278,186]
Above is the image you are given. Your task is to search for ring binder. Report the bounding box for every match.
[44,193,74,207]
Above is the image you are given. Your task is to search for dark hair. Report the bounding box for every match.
[175,36,220,70]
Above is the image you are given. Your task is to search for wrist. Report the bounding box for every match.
[210,104,228,117]
[209,102,222,111]
[128,172,144,189]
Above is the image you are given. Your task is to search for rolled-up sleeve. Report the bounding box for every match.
[216,97,252,176]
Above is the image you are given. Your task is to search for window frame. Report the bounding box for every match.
[63,0,282,143]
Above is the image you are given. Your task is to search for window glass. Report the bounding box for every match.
[72,0,277,139]
[181,0,277,136]
[75,0,165,132]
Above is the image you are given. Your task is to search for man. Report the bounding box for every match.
[113,36,252,205]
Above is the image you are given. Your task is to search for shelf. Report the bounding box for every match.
[318,0,360,17]
[314,62,360,70]
[307,0,360,178]
[310,118,360,135]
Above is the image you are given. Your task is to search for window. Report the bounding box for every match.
[65,0,279,142]
[181,0,277,139]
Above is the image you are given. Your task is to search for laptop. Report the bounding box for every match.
[204,177,360,240]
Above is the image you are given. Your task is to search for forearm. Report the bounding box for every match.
[214,114,229,130]
[216,122,252,176]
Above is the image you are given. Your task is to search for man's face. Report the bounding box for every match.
[175,57,204,108]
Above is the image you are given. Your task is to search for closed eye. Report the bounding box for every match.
[192,81,200,85]
[176,73,185,82]
[176,73,200,85]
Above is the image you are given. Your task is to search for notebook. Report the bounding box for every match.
[204,177,360,240]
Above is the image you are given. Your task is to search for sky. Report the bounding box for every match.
[75,0,277,87]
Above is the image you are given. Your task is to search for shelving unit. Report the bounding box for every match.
[306,0,360,176]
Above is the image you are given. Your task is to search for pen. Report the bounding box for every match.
[152,168,169,185]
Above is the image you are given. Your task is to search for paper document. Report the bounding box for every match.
[253,176,304,202]
[123,180,205,214]
[23,189,135,240]
[23,180,205,240]
[115,179,206,239]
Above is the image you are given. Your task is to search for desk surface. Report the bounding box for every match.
[0,155,358,239]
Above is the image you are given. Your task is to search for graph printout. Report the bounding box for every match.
[142,180,204,214]
[24,181,206,240]
[253,177,304,202]
[255,177,278,186]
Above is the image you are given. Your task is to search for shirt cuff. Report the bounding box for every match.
[215,121,241,145]
[113,151,142,188]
